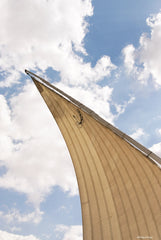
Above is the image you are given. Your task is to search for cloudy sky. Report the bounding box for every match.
[0,0,161,239]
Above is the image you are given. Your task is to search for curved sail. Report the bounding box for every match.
[26,70,161,240]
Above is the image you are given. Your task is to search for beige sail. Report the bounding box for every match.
[26,70,161,240]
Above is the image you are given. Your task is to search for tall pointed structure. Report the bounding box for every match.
[26,70,161,240]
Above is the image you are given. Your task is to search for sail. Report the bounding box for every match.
[26,70,161,240]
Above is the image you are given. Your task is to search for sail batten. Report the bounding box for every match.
[26,70,161,240]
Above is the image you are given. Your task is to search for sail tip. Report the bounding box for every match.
[25,69,36,80]
[25,69,30,75]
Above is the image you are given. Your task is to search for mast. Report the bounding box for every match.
[26,70,161,240]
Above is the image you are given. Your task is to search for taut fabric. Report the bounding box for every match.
[28,72,161,240]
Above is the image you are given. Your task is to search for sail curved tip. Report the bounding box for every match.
[25,69,33,77]
[25,69,34,78]
[25,69,29,74]
[25,69,37,80]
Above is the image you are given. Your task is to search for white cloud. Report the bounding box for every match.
[60,55,116,87]
[0,70,21,88]
[0,95,13,160]
[0,83,78,207]
[122,44,135,73]
[56,81,114,122]
[0,230,40,240]
[157,128,161,136]
[138,12,161,86]
[150,142,161,158]
[55,225,82,240]
[0,0,116,88]
[0,95,11,134]
[63,226,82,240]
[122,10,161,87]
[0,208,43,224]
[130,128,145,141]
[113,95,135,116]
[0,0,92,85]
[9,227,21,233]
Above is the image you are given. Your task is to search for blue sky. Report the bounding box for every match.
[0,0,161,239]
